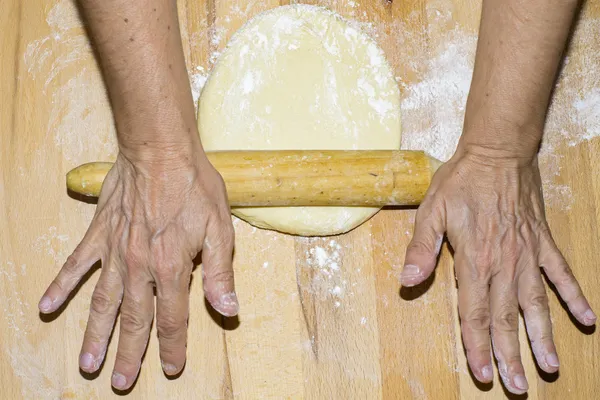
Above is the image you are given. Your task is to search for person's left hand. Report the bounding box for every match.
[400,146,596,395]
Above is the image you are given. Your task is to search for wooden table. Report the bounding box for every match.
[1,0,599,398]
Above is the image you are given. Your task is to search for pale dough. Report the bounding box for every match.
[198,5,401,236]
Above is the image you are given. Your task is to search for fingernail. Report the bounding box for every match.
[481,365,493,381]
[79,353,94,370]
[214,292,239,317]
[401,264,420,278]
[513,374,528,391]
[38,296,52,313]
[112,372,127,390]
[583,309,597,324]
[546,353,560,368]
[161,361,178,374]
[400,264,421,286]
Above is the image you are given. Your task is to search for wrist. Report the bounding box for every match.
[118,131,206,170]
[455,127,540,168]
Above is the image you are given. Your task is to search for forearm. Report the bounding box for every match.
[78,0,200,162]
[459,0,579,160]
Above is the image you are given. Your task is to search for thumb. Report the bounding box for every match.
[401,201,445,287]
[201,214,239,317]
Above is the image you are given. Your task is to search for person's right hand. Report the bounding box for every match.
[38,143,238,391]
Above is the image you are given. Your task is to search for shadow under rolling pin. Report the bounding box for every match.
[66,150,442,207]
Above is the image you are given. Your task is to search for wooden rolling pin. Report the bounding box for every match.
[66,150,442,206]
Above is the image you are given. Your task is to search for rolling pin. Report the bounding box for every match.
[66,150,442,206]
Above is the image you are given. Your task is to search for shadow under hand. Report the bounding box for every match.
[205,298,240,331]
[399,237,447,300]
[500,383,529,400]
[399,272,435,300]
[541,270,596,335]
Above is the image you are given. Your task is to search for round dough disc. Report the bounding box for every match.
[198,5,401,236]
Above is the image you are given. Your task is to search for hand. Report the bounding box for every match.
[400,147,596,395]
[38,147,238,390]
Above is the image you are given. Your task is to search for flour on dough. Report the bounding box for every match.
[198,5,401,236]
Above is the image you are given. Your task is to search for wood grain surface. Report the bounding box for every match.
[1,0,599,399]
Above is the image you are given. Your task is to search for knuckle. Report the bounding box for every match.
[473,247,494,272]
[492,310,520,333]
[83,320,106,343]
[407,239,435,256]
[52,276,67,293]
[211,224,235,250]
[567,291,586,307]
[204,267,234,284]
[62,254,81,274]
[120,308,150,335]
[534,332,554,346]
[523,292,549,314]
[114,352,141,371]
[556,263,576,286]
[504,355,524,369]
[90,288,116,315]
[462,307,491,331]
[154,263,177,284]
[123,245,146,273]
[83,331,105,346]
[157,315,186,342]
[466,342,491,359]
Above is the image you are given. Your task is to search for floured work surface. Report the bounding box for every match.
[1,0,599,399]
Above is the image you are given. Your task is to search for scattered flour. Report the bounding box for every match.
[400,28,476,163]
[539,18,600,209]
[190,68,208,107]
[0,260,98,399]
[571,88,600,144]
[0,262,31,335]
[24,0,117,164]
[14,2,600,393]
[24,0,87,90]
[32,226,70,264]
[301,239,349,304]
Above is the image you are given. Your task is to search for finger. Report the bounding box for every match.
[490,271,528,395]
[518,267,558,373]
[401,200,445,287]
[155,263,192,376]
[39,222,104,313]
[79,258,124,373]
[456,252,494,383]
[539,234,596,325]
[111,277,154,391]
[202,214,238,317]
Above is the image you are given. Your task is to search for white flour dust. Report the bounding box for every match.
[0,259,98,399]
[539,19,600,209]
[400,28,476,162]
[24,0,117,164]
[32,226,70,264]
[0,262,31,335]
[190,67,209,106]
[24,0,87,89]
[300,239,349,306]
